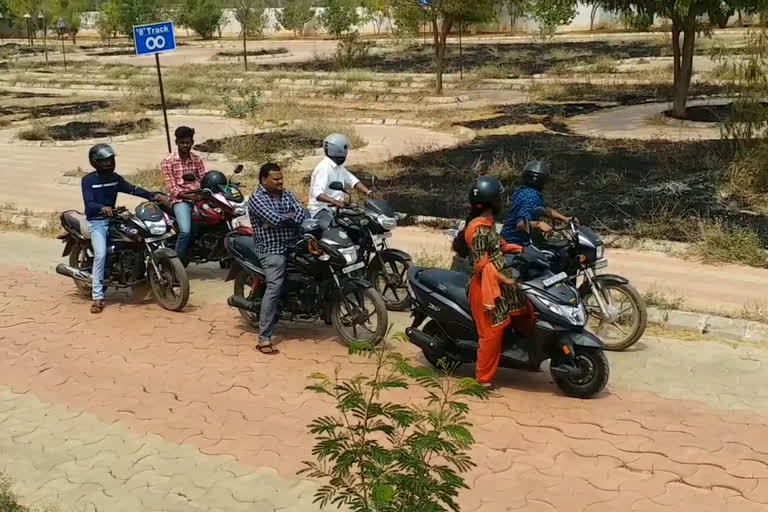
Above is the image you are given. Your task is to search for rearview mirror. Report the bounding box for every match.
[328,181,345,192]
[233,164,244,175]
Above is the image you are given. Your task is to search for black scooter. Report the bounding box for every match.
[405,251,609,398]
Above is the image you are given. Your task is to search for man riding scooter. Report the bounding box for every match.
[500,161,574,246]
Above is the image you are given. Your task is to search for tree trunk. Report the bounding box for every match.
[590,4,599,31]
[670,13,696,119]
[43,25,48,67]
[243,27,248,71]
[433,18,452,95]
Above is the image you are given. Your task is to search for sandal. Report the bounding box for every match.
[90,301,104,314]
[255,342,279,355]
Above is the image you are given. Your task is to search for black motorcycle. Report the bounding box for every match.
[328,182,412,312]
[451,217,646,351]
[225,217,389,346]
[406,253,609,398]
[56,203,190,311]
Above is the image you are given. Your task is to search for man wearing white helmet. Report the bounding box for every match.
[308,133,376,221]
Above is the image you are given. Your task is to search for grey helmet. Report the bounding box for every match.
[89,143,116,174]
[522,160,550,190]
[323,133,350,163]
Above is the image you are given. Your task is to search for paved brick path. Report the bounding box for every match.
[1,264,768,511]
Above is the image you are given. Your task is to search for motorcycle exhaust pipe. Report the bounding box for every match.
[227,295,261,312]
[406,327,451,353]
[56,264,92,283]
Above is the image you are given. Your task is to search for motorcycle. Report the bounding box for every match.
[327,181,412,312]
[225,217,389,347]
[406,253,610,398]
[55,202,190,311]
[449,215,646,351]
[161,165,251,267]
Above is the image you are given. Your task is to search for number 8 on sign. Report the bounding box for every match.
[145,36,166,51]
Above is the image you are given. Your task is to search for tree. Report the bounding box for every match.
[362,0,390,33]
[602,0,763,118]
[233,0,267,71]
[277,0,315,38]
[177,0,223,39]
[392,0,500,95]
[95,0,120,45]
[118,0,167,38]
[57,0,87,44]
[526,0,578,35]
[321,0,361,39]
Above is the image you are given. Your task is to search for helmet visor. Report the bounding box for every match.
[92,145,116,161]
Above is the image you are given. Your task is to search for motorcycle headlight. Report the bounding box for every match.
[529,292,586,327]
[233,204,247,217]
[339,246,358,265]
[376,214,397,231]
[144,220,167,236]
[595,243,604,260]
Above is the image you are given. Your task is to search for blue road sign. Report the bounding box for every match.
[133,21,176,57]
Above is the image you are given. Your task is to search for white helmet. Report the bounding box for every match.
[323,133,350,159]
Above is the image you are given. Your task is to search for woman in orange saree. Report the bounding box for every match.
[453,176,535,387]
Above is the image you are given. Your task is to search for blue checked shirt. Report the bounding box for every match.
[247,186,306,255]
[500,186,546,245]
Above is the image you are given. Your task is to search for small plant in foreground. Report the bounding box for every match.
[222,89,263,119]
[692,220,766,267]
[299,337,489,511]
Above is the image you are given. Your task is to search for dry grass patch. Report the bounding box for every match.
[691,220,766,267]
[642,286,687,310]
[129,166,165,192]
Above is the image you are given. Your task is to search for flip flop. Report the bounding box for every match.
[90,301,104,314]
[255,342,279,355]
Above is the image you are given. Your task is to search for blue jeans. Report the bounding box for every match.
[173,202,193,263]
[88,219,110,301]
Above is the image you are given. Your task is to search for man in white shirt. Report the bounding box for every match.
[308,133,376,222]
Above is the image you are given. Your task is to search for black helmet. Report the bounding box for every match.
[201,170,227,192]
[522,160,550,190]
[89,143,116,173]
[468,175,504,214]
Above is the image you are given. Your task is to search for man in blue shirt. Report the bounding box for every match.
[501,160,572,245]
[81,144,162,313]
[246,162,306,354]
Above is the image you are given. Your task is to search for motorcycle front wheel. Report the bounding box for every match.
[582,282,647,351]
[149,257,189,311]
[551,347,609,399]
[369,253,411,311]
[331,286,388,347]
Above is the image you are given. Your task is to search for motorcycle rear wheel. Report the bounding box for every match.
[69,243,92,296]
[331,287,387,347]
[233,269,262,329]
[551,347,609,399]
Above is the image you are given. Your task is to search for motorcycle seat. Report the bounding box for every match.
[61,210,90,239]
[229,235,260,265]
[418,269,470,312]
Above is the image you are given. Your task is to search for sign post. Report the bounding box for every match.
[133,21,177,154]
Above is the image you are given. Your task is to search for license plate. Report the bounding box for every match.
[343,261,365,274]
[593,259,608,270]
[543,272,568,287]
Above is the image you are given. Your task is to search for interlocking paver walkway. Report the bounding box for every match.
[1,264,768,511]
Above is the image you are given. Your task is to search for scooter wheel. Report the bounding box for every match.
[552,347,609,399]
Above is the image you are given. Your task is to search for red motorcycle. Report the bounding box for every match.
[160,166,252,267]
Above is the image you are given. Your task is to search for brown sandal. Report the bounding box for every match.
[255,343,279,355]
[90,301,104,314]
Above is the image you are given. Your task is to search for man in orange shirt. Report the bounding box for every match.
[160,126,206,265]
